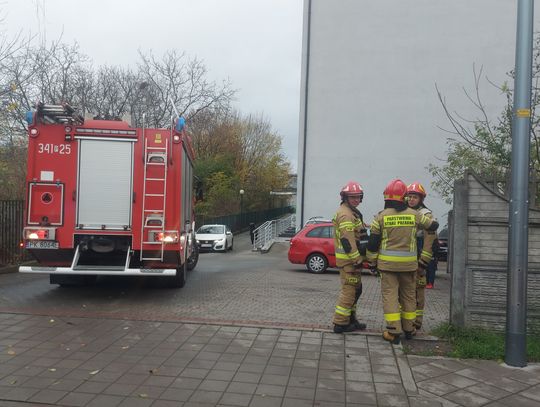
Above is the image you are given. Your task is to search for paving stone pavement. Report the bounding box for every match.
[0,237,450,336]
[1,313,540,407]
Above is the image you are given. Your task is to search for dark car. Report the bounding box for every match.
[437,227,448,262]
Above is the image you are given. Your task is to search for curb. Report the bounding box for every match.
[393,342,419,396]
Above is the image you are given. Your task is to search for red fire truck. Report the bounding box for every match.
[19,103,199,287]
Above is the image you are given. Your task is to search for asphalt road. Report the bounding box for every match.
[0,232,450,332]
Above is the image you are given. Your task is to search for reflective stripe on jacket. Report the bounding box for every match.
[333,203,364,267]
[417,207,436,264]
[367,208,434,272]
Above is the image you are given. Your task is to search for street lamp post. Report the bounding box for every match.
[239,189,245,229]
[506,0,534,368]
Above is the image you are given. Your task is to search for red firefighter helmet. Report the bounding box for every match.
[383,179,407,202]
[406,182,427,198]
[340,181,364,200]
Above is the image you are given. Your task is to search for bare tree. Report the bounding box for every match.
[429,65,516,202]
[136,50,235,127]
[89,66,139,120]
[0,40,93,141]
[0,39,238,200]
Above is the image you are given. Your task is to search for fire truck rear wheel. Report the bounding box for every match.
[171,262,186,288]
[187,243,199,271]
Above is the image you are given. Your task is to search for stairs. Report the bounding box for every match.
[278,226,297,238]
[253,214,296,252]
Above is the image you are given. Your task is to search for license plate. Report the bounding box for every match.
[201,244,212,248]
[25,241,59,249]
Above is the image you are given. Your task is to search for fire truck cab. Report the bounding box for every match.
[19,103,199,287]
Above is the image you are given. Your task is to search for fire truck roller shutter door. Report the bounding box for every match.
[77,139,134,230]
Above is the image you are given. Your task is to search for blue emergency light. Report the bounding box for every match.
[25,111,34,125]
[175,117,185,132]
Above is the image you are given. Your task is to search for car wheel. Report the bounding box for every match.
[229,238,234,251]
[306,253,328,274]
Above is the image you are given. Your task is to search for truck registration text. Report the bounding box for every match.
[38,143,71,155]
[25,241,59,249]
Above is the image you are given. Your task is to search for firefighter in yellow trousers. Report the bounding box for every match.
[366,179,438,343]
[405,182,437,331]
[332,181,369,333]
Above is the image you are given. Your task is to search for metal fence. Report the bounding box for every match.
[197,206,295,233]
[0,200,27,267]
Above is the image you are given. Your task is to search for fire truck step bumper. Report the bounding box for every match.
[19,266,176,276]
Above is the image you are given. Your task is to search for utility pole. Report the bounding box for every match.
[506,0,534,368]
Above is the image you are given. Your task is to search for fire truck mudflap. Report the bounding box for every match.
[19,103,198,287]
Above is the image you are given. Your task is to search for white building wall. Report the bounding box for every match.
[297,0,539,228]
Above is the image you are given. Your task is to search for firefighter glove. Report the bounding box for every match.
[340,238,352,253]
[353,258,363,268]
[363,261,378,276]
[418,258,429,270]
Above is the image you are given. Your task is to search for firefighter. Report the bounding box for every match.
[332,181,369,333]
[405,182,438,331]
[366,179,438,343]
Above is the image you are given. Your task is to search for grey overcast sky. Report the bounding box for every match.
[2,0,303,169]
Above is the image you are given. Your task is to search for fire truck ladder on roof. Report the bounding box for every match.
[140,137,169,262]
[35,102,84,124]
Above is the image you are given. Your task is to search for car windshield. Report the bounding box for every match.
[198,225,225,234]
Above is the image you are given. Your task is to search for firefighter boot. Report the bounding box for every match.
[404,329,416,340]
[333,323,359,334]
[350,285,366,330]
[350,313,367,331]
[382,331,401,344]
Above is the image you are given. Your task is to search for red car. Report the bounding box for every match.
[288,222,337,273]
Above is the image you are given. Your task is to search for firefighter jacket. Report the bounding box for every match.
[416,207,437,265]
[333,203,366,267]
[366,207,435,272]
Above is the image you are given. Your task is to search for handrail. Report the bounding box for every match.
[252,214,296,252]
